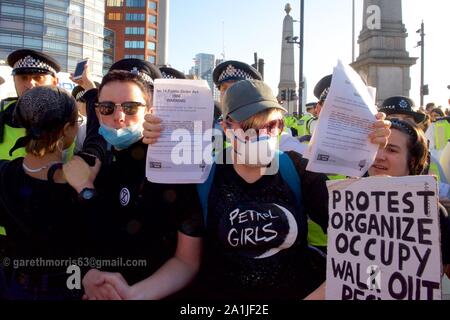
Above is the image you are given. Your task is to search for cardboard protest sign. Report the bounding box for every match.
[326,176,442,300]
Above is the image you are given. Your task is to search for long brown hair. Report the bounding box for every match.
[390,118,428,175]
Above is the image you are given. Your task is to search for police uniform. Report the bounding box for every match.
[71,85,86,103]
[0,49,60,160]
[159,66,187,79]
[432,117,450,151]
[308,75,333,137]
[213,60,262,90]
[212,61,263,151]
[301,76,335,249]
[296,104,316,139]
[378,96,426,124]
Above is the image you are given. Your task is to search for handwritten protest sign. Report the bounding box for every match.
[326,176,442,300]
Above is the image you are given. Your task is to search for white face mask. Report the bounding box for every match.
[226,129,278,166]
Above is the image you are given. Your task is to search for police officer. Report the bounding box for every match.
[159,66,187,79]
[296,102,317,140]
[0,49,61,160]
[305,75,344,252]
[430,116,450,151]
[378,96,426,125]
[377,95,448,151]
[308,74,332,136]
[212,60,262,103]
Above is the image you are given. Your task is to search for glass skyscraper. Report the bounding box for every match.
[190,53,215,95]
[0,0,108,78]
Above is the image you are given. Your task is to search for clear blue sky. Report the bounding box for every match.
[167,0,450,108]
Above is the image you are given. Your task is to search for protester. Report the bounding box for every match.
[66,62,203,300]
[368,118,450,278]
[0,86,97,300]
[143,79,391,299]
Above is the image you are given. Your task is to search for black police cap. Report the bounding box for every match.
[313,74,332,101]
[306,102,317,109]
[109,58,162,85]
[213,60,262,87]
[7,49,61,76]
[71,85,86,102]
[159,66,186,79]
[379,96,426,124]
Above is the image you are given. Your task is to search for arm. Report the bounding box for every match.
[128,232,202,300]
[62,156,100,193]
[71,63,108,163]
[291,153,329,232]
[98,232,202,300]
[304,281,326,300]
[81,88,108,164]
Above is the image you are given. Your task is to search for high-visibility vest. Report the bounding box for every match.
[0,99,26,160]
[433,118,450,151]
[306,174,346,248]
[0,99,78,161]
[307,220,328,247]
[284,115,302,137]
[297,114,315,138]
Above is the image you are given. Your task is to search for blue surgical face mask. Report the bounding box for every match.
[99,123,143,150]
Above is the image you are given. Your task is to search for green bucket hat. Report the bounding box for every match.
[222,80,287,122]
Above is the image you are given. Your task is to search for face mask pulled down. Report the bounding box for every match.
[99,123,143,150]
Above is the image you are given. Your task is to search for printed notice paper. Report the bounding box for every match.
[146,79,214,184]
[306,60,379,177]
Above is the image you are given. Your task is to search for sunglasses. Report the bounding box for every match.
[95,101,147,116]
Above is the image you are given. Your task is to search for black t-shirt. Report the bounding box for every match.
[198,151,329,300]
[91,141,203,284]
[0,158,87,271]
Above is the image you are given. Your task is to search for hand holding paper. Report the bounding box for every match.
[306,60,382,177]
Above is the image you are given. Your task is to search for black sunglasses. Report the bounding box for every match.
[95,101,147,116]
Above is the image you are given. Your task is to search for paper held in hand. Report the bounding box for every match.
[306,60,379,177]
[146,79,214,184]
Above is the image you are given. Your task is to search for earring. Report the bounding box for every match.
[56,136,65,153]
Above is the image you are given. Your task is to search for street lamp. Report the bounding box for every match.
[285,1,304,115]
[286,35,301,115]
[416,21,426,107]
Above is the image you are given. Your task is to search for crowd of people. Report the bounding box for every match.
[0,48,448,300]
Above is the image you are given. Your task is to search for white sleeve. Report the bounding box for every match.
[425,123,435,151]
[279,133,307,156]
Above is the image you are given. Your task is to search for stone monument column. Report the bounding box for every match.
[278,3,297,115]
[351,0,417,103]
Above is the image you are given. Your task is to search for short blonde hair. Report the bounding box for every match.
[238,108,284,131]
